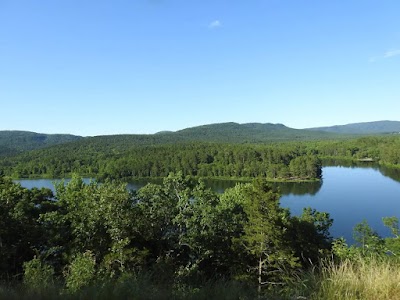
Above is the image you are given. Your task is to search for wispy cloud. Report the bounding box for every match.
[384,49,400,58]
[208,20,221,29]
[369,49,400,62]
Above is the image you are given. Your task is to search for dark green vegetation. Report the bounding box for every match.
[1,134,400,182]
[308,120,400,134]
[1,174,399,299]
[0,141,322,181]
[0,131,82,157]
[0,123,338,160]
[1,122,400,183]
[162,122,343,142]
[0,174,331,298]
[1,120,398,159]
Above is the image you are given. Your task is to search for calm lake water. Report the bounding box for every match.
[16,166,400,243]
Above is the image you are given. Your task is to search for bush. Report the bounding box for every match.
[23,258,54,292]
[64,251,96,293]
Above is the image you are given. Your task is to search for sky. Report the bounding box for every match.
[1,0,400,136]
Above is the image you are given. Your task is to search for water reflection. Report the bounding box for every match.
[272,181,322,196]
[379,166,400,183]
[195,179,322,196]
[15,177,323,197]
[323,159,400,183]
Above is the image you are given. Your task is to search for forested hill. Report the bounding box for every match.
[2,123,400,180]
[0,123,340,158]
[0,131,83,156]
[157,122,340,142]
[3,121,399,157]
[0,122,338,180]
[308,120,400,134]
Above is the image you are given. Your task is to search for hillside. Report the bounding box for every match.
[161,122,341,142]
[0,131,83,156]
[0,123,341,158]
[0,122,339,179]
[308,120,400,135]
[6,120,398,158]
[1,122,400,180]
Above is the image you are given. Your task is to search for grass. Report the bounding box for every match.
[0,276,258,300]
[304,255,400,300]
[2,256,400,299]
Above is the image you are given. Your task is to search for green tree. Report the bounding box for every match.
[23,257,54,292]
[239,179,299,294]
[382,216,399,238]
[289,208,333,265]
[65,251,96,293]
[41,174,135,274]
[382,216,400,255]
[182,182,248,280]
[0,176,54,278]
[353,220,384,254]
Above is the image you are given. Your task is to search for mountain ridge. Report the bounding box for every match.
[1,120,399,158]
[0,131,83,156]
[307,120,400,134]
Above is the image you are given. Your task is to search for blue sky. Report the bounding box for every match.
[1,0,399,136]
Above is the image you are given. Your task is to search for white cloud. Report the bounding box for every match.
[384,49,400,58]
[368,49,400,62]
[208,20,221,29]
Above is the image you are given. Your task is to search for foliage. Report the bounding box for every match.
[353,220,385,254]
[238,180,299,293]
[0,176,55,279]
[0,174,335,296]
[0,141,324,181]
[289,208,333,266]
[23,258,54,292]
[2,132,400,184]
[2,173,400,298]
[64,251,96,293]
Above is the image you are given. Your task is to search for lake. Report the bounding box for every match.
[16,166,400,243]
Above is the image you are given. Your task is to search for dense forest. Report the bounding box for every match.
[0,123,340,158]
[1,174,399,299]
[0,142,322,181]
[1,135,399,183]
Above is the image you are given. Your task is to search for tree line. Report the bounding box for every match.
[0,135,399,183]
[0,143,322,181]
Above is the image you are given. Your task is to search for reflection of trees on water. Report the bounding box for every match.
[129,161,400,196]
[272,181,322,196]
[202,178,322,196]
[379,166,400,183]
[202,179,247,194]
[322,158,378,169]
[322,158,400,183]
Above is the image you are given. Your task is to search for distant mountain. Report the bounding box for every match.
[154,130,174,135]
[3,121,385,159]
[0,123,343,160]
[163,122,341,143]
[307,121,400,135]
[0,131,83,156]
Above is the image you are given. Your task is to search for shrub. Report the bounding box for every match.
[64,250,96,293]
